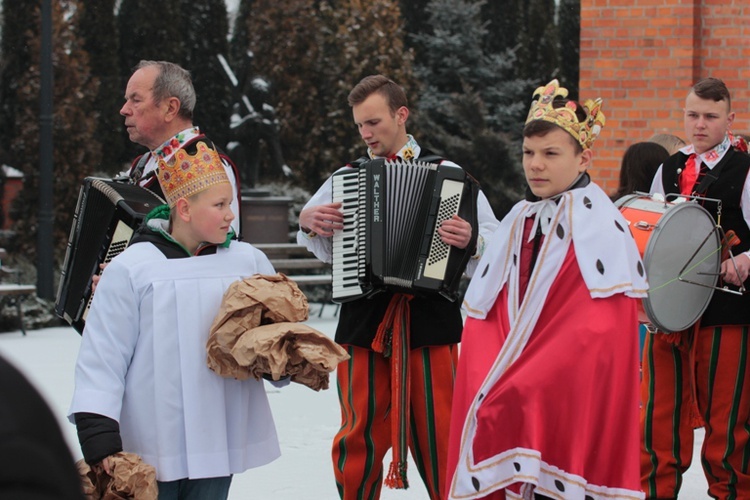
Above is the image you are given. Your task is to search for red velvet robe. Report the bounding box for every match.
[447,183,645,500]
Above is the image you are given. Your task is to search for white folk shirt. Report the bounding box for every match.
[68,241,280,481]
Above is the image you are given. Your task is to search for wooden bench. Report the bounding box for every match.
[254,243,336,316]
[0,248,36,335]
[254,244,331,279]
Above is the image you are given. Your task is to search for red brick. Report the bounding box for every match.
[583,0,748,182]
[608,39,637,48]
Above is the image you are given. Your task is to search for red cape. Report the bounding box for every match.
[447,246,642,499]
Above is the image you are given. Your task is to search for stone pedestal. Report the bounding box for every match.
[241,191,293,243]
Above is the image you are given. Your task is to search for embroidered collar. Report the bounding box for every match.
[680,134,731,168]
[153,127,201,159]
[367,134,420,161]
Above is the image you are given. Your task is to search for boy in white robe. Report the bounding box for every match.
[69,140,282,499]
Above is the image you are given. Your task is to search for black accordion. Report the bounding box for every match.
[331,157,479,303]
[55,177,165,334]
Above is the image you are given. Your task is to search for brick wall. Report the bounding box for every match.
[580,0,750,194]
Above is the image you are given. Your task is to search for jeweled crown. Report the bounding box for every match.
[525,79,605,150]
[157,141,229,208]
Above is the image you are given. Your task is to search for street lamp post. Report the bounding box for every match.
[38,0,54,299]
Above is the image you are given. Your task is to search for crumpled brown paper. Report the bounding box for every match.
[230,322,350,391]
[76,452,157,500]
[207,273,309,379]
[207,273,350,390]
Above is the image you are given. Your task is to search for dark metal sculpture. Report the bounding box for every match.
[218,52,291,189]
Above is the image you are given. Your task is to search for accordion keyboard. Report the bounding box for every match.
[55,177,165,334]
[329,158,477,303]
[332,170,365,299]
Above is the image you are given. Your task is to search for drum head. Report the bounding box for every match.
[642,202,720,332]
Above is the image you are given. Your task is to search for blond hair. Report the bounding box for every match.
[648,133,686,155]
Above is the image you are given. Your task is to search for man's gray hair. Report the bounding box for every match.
[135,60,196,120]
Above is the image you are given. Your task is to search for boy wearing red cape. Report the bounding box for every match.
[446,80,648,500]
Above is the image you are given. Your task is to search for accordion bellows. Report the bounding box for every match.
[55,178,165,334]
[331,158,479,303]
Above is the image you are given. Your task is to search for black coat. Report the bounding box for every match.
[0,355,85,500]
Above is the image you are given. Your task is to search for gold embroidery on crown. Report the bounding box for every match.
[157,141,229,207]
[525,79,606,150]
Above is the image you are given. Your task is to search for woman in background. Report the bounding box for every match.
[611,141,670,202]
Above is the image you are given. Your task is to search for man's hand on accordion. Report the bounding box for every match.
[91,263,107,293]
[438,215,472,250]
[299,203,344,237]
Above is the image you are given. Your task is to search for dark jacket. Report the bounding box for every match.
[0,355,85,500]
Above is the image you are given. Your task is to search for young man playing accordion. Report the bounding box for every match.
[298,75,499,499]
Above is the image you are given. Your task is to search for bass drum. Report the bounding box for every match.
[616,194,720,333]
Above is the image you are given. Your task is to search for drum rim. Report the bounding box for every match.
[639,200,719,332]
[613,192,657,210]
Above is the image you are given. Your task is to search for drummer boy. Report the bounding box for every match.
[642,77,750,499]
[445,79,648,499]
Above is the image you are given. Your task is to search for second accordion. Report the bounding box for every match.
[331,157,479,303]
[55,177,165,334]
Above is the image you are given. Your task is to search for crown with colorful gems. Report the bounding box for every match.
[157,141,229,208]
[525,79,606,150]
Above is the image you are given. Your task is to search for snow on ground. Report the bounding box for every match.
[0,304,707,499]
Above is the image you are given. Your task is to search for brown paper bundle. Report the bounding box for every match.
[76,452,157,500]
[230,322,350,391]
[206,273,309,379]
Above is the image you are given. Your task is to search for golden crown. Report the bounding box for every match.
[157,141,229,208]
[525,79,605,150]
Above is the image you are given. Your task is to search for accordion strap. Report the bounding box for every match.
[371,293,413,490]
[128,153,151,184]
[347,156,370,169]
[347,154,445,169]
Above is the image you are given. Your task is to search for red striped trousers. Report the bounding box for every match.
[332,344,458,500]
[640,325,750,499]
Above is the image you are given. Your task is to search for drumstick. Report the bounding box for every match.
[721,230,740,262]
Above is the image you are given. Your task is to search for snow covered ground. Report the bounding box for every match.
[0,305,708,499]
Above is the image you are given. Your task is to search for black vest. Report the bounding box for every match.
[661,149,750,327]
[334,151,467,349]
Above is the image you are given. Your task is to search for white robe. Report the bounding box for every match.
[68,241,280,482]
